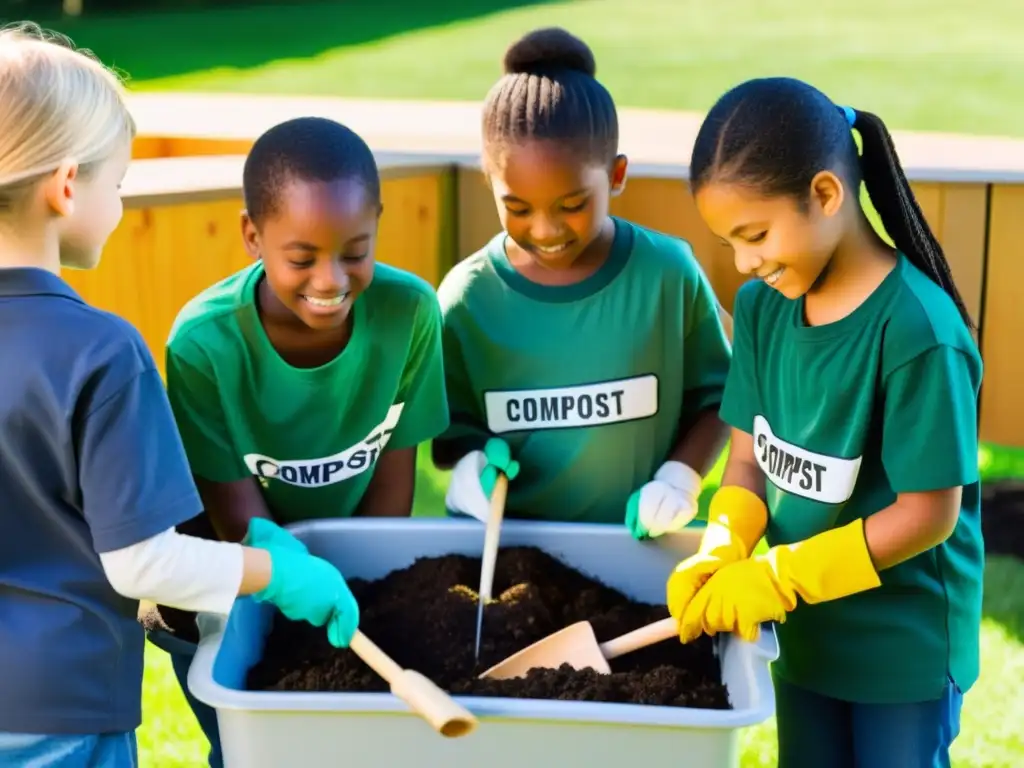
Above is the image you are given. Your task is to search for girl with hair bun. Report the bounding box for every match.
[434,27,733,541]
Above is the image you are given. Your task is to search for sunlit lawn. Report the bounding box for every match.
[42,0,1024,138]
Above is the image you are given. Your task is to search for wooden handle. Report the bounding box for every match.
[597,617,678,661]
[478,472,508,602]
[349,631,478,738]
[349,631,404,684]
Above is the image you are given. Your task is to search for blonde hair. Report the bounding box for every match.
[0,22,135,208]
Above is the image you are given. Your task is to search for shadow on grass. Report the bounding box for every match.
[17,0,557,83]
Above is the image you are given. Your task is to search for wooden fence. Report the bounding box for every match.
[60,114,1024,448]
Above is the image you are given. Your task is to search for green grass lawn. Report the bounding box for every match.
[138,444,1024,767]
[36,0,1024,138]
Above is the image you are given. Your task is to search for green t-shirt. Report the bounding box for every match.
[165,261,449,524]
[438,218,732,524]
[720,254,984,704]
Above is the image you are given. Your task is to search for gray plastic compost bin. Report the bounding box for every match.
[188,518,778,768]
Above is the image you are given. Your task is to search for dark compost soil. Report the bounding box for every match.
[982,480,1024,562]
[246,546,731,709]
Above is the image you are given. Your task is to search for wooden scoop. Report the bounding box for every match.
[479,616,678,681]
[349,630,478,737]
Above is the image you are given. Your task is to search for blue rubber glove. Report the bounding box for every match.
[253,547,360,648]
[244,517,308,554]
[480,437,520,495]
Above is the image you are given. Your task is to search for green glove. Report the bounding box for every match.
[480,437,521,496]
[254,547,360,648]
[244,517,308,554]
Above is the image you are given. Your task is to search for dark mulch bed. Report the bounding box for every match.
[983,480,1024,562]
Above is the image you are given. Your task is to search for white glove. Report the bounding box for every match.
[625,461,702,539]
[445,439,520,522]
[445,450,493,522]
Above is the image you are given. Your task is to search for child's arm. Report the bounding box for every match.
[164,338,272,542]
[669,269,733,475]
[675,344,980,643]
[719,427,766,499]
[861,487,961,570]
[432,298,490,472]
[195,476,275,543]
[626,260,732,539]
[665,428,768,621]
[101,526,268,610]
[366,288,449,514]
[668,409,730,478]
[862,344,979,569]
[431,412,489,473]
[79,350,356,641]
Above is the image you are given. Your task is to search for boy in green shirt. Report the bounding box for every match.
[667,78,983,768]
[149,117,449,766]
[435,28,732,536]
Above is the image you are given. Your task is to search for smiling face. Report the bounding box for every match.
[487,140,627,271]
[242,177,379,332]
[694,171,848,299]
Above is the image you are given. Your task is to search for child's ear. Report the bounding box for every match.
[43,159,79,217]
[610,154,629,198]
[809,170,844,218]
[240,211,261,261]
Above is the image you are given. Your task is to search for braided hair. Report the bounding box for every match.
[481,27,619,168]
[690,77,974,329]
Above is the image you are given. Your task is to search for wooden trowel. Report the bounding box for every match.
[479,616,678,680]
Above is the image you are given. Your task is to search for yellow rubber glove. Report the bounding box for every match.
[678,518,882,643]
[666,485,768,624]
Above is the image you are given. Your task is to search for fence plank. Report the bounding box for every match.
[62,174,442,373]
[979,184,1024,447]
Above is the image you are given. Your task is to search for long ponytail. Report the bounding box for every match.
[849,108,975,330]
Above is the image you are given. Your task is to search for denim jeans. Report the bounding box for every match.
[0,731,137,768]
[774,670,963,768]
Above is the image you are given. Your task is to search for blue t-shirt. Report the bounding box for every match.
[0,268,201,734]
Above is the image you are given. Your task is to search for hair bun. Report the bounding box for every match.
[502,27,596,78]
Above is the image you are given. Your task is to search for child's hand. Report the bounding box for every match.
[445,438,520,522]
[254,548,360,648]
[676,518,881,644]
[676,557,787,643]
[244,517,308,554]
[625,461,701,540]
[665,486,769,629]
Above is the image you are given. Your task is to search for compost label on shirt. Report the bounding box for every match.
[753,414,862,504]
[243,403,405,488]
[484,374,658,433]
